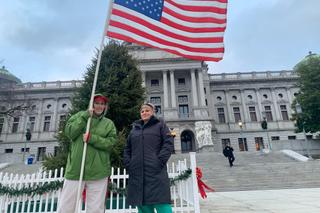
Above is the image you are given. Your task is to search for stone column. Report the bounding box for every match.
[162,70,169,108]
[191,69,198,107]
[141,71,146,87]
[35,99,44,140]
[271,88,281,121]
[198,69,206,106]
[286,88,294,116]
[170,70,176,108]
[255,89,263,121]
[240,90,249,122]
[52,98,59,132]
[286,87,293,105]
[224,90,232,123]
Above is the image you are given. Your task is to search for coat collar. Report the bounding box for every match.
[133,115,160,129]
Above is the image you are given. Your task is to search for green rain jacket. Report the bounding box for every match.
[64,110,117,180]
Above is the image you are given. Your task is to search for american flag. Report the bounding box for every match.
[106,0,228,61]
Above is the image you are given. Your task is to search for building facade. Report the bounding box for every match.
[0,46,317,163]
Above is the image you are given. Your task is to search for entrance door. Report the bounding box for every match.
[181,131,194,152]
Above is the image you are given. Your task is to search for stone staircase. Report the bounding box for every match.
[169,151,320,192]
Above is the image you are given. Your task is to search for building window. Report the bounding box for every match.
[221,138,230,148]
[154,105,161,115]
[0,117,4,136]
[150,97,162,115]
[28,116,36,132]
[217,108,226,123]
[179,104,189,118]
[37,147,46,161]
[233,107,241,122]
[43,116,51,132]
[46,104,52,109]
[238,138,248,151]
[278,93,283,98]
[288,135,296,140]
[178,78,185,85]
[151,79,159,87]
[264,106,273,121]
[255,137,264,151]
[62,103,67,108]
[5,148,13,153]
[205,99,208,106]
[271,136,280,141]
[12,117,20,133]
[216,96,222,101]
[232,95,237,100]
[150,97,161,105]
[247,95,253,100]
[280,105,289,121]
[59,115,67,128]
[178,96,188,103]
[21,147,30,153]
[248,106,257,122]
[263,94,268,99]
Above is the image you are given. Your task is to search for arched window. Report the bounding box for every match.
[181,130,195,153]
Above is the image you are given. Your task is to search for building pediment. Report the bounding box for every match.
[246,101,257,105]
[261,100,273,104]
[214,102,225,106]
[149,88,162,93]
[230,101,241,106]
[176,88,191,92]
[277,99,289,104]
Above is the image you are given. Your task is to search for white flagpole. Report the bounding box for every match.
[75,0,114,212]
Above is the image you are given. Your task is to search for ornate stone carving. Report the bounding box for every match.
[195,121,213,148]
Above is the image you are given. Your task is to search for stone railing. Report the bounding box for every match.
[209,70,298,81]
[16,80,83,90]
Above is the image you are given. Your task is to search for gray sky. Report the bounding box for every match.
[0,0,319,82]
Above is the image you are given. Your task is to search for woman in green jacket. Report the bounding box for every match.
[57,94,117,213]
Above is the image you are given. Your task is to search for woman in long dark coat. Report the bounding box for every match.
[124,103,174,213]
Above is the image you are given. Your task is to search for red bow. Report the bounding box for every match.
[196,167,215,199]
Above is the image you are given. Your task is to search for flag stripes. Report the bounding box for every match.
[107,0,228,61]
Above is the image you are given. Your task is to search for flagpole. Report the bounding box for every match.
[75,0,114,212]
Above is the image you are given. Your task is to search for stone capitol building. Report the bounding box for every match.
[0,45,318,163]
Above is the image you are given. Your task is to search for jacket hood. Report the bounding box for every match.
[93,93,109,118]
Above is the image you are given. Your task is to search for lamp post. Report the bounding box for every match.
[24,123,32,163]
[261,111,272,151]
[295,102,311,159]
[238,120,244,150]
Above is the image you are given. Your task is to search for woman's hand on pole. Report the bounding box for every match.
[83,133,91,143]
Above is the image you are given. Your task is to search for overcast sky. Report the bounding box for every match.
[0,0,319,83]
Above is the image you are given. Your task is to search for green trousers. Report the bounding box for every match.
[138,204,172,213]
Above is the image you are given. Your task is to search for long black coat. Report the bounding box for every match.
[123,116,174,206]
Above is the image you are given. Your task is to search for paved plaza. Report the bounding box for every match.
[200,188,320,213]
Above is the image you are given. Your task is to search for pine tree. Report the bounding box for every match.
[43,41,145,171]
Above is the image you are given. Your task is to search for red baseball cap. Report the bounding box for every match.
[94,94,109,103]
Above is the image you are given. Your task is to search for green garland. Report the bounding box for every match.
[0,181,64,197]
[0,169,192,197]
